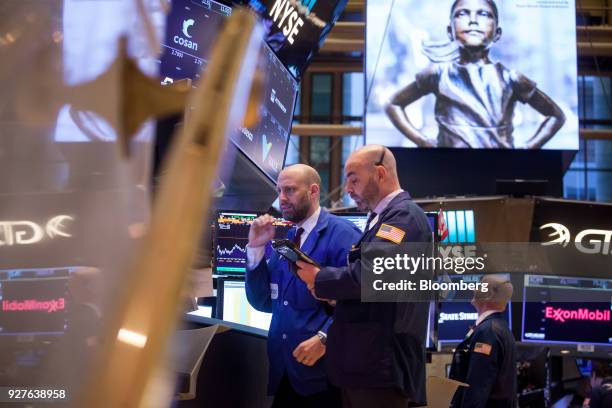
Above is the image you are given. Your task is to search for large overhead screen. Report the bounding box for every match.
[159,0,232,83]
[159,0,298,182]
[231,43,299,182]
[366,0,578,150]
[236,0,348,79]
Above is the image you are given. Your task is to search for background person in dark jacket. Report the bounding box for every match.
[449,274,517,408]
[246,164,361,408]
[588,360,612,408]
[297,146,433,408]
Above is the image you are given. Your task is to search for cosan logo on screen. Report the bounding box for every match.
[540,223,612,255]
[174,18,198,51]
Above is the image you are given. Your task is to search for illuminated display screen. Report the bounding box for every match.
[160,0,297,182]
[159,0,232,83]
[438,273,511,343]
[0,268,71,336]
[236,0,348,79]
[220,279,272,330]
[230,43,299,182]
[366,0,578,150]
[522,275,612,345]
[214,211,292,274]
[336,212,435,237]
[335,213,368,232]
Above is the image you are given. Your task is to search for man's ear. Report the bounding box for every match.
[493,27,502,42]
[310,183,320,199]
[447,25,454,41]
[376,165,387,181]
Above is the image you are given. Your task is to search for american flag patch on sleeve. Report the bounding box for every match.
[474,342,492,356]
[375,224,406,244]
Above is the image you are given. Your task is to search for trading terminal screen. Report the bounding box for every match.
[336,213,435,236]
[220,279,272,330]
[0,268,71,336]
[214,211,292,274]
[230,43,299,182]
[438,273,511,343]
[159,0,232,83]
[160,0,297,182]
[335,213,368,233]
[522,275,612,346]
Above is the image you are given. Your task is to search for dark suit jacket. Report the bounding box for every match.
[314,192,432,406]
[449,312,517,408]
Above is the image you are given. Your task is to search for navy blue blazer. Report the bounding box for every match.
[449,312,517,408]
[246,209,361,396]
[314,192,433,405]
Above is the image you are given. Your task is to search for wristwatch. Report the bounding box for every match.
[317,330,327,345]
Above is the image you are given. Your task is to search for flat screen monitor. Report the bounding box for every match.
[522,275,612,346]
[230,43,299,182]
[438,273,512,343]
[365,0,578,150]
[159,0,232,83]
[335,212,368,233]
[576,359,593,377]
[234,0,348,80]
[217,277,272,330]
[336,212,437,239]
[160,0,297,182]
[0,268,71,336]
[214,211,292,275]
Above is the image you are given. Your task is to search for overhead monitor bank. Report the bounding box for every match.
[234,0,349,79]
[159,0,231,83]
[159,0,299,182]
[366,0,579,150]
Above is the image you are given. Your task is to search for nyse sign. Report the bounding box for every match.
[269,0,326,44]
[0,215,74,246]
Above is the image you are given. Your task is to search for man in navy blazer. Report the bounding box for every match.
[246,164,361,408]
[449,275,517,408]
[297,146,433,408]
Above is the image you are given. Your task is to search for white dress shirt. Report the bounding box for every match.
[366,189,404,230]
[246,207,322,269]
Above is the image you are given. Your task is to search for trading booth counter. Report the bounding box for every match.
[178,315,271,408]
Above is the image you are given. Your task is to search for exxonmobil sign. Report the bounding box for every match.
[545,306,611,323]
[2,298,66,313]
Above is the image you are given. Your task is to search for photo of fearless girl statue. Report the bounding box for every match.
[366,0,579,149]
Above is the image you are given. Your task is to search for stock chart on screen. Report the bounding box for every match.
[214,211,292,274]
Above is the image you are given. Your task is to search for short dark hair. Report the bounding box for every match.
[450,0,499,24]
